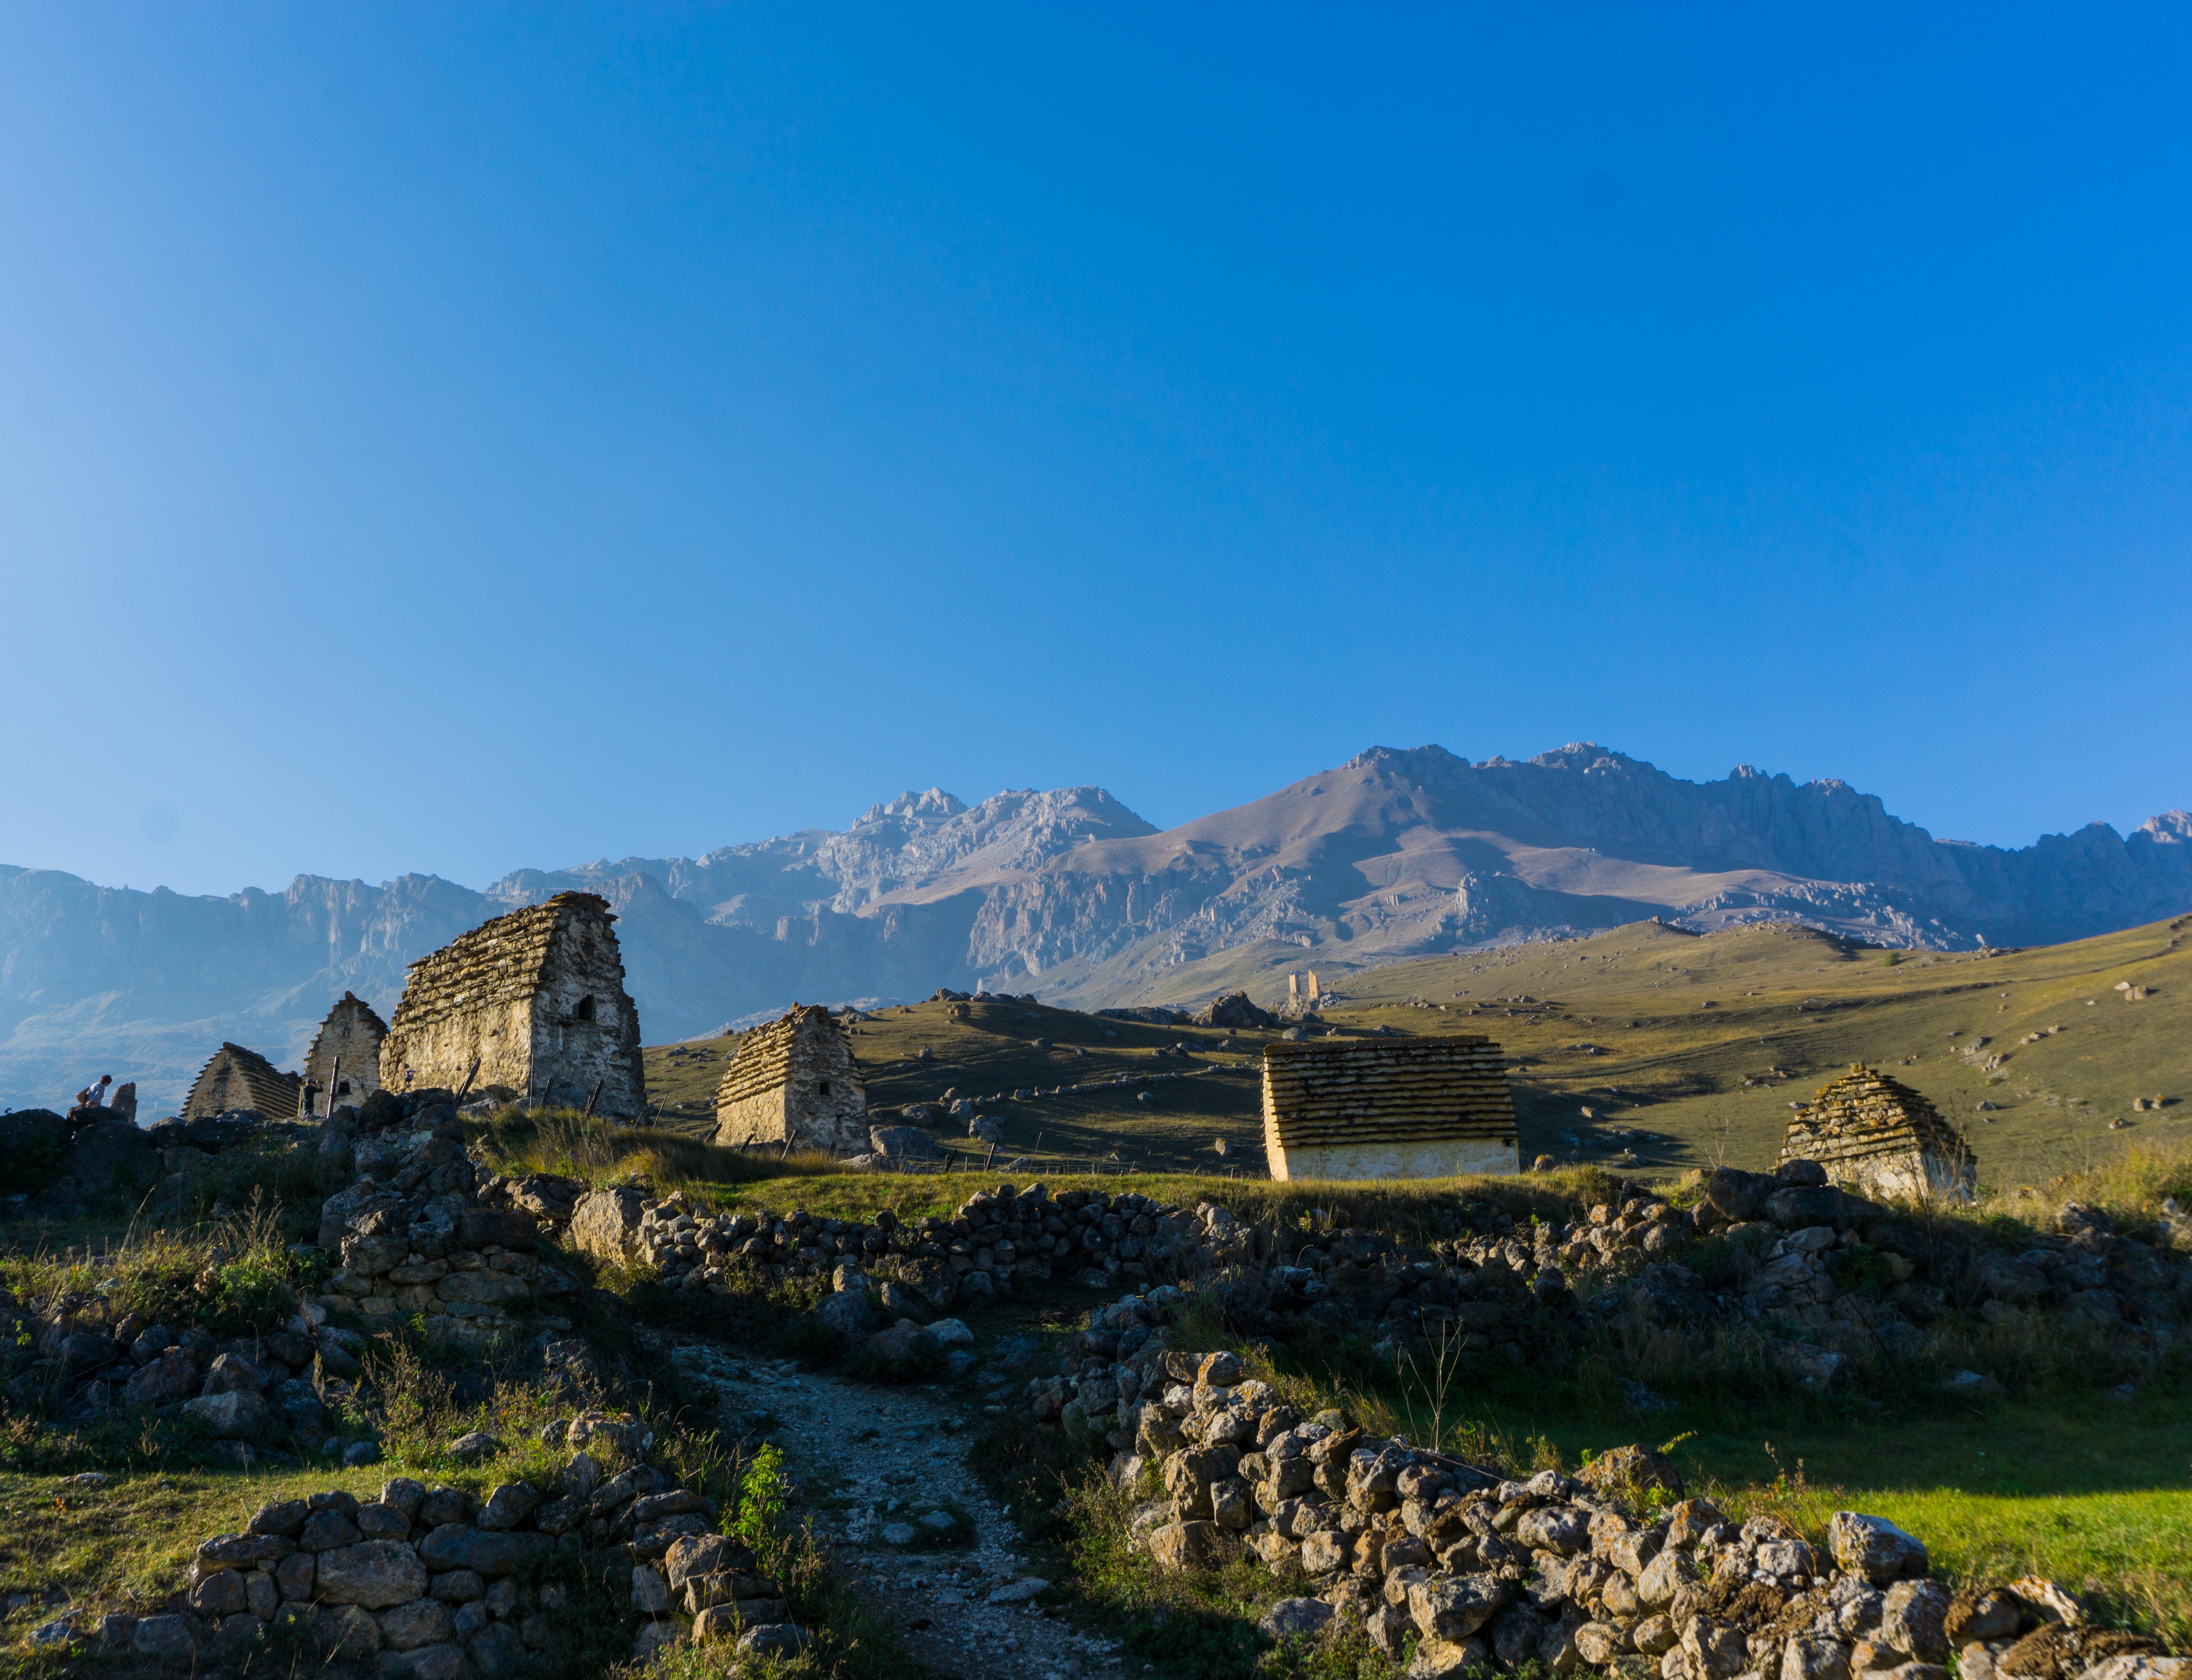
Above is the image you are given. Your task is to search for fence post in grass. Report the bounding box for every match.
[453,1058,480,1110]
[984,1141,997,1172]
[584,1079,603,1118]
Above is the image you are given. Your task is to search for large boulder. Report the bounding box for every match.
[1192,992,1277,1030]
[0,1109,70,1193]
[183,1390,270,1440]
[868,1126,939,1161]
[67,1118,158,1195]
[416,1525,554,1577]
[315,1541,428,1608]
[1701,1167,1778,1224]
[1829,1511,1928,1584]
[569,1188,646,1262]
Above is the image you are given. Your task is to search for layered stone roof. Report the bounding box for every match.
[712,1008,854,1101]
[182,1042,302,1122]
[1780,1063,1977,1201]
[385,895,593,1032]
[1260,1035,1517,1152]
[378,892,646,1116]
[712,1004,868,1153]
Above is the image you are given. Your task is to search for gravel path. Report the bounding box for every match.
[657,1331,1129,1680]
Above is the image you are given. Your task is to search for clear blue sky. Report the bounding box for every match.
[4,5,2188,898]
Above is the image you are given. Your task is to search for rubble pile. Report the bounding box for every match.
[310,1094,583,1346]
[1032,1349,2184,1680]
[7,1296,370,1448]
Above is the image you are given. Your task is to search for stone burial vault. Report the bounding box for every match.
[710,1003,868,1156]
[183,1041,304,1123]
[377,891,646,1119]
[1779,1062,1979,1202]
[300,991,389,1117]
[1260,1034,1520,1181]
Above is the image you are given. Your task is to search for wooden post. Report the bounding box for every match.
[984,1141,998,1172]
[453,1058,480,1108]
[584,1079,604,1118]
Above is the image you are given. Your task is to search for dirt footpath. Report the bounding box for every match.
[660,1333,1129,1680]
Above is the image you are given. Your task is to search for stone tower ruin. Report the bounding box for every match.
[1779,1063,1977,1203]
[302,992,389,1116]
[711,1004,867,1155]
[183,1042,303,1123]
[378,891,646,1118]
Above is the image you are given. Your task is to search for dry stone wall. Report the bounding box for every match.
[1028,1334,2184,1680]
[44,1459,809,1676]
[311,1097,583,1346]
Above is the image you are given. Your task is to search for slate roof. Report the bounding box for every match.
[183,1042,302,1121]
[386,893,609,1032]
[714,1005,855,1108]
[1260,1035,1517,1151]
[1780,1063,1975,1175]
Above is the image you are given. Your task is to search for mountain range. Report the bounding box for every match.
[4,743,2186,1113]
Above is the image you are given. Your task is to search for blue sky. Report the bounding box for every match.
[3,5,2188,897]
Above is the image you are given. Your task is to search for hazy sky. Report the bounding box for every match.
[4,5,2188,898]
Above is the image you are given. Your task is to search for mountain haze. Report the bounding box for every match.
[3,746,2185,1111]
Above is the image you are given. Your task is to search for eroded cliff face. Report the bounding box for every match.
[4,750,2187,1110]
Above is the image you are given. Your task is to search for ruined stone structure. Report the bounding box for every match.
[378,892,645,1118]
[1260,1035,1518,1181]
[182,1043,303,1123]
[1286,970,1322,1005]
[1780,1063,1978,1202]
[300,992,388,1116]
[711,1005,867,1155]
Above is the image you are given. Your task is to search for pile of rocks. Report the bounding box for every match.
[37,1457,812,1675]
[4,1291,372,1445]
[568,1181,1210,1318]
[1038,1350,2182,1680]
[310,1095,582,1345]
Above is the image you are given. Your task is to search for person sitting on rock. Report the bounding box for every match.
[74,1074,113,1108]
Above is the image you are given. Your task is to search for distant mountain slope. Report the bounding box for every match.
[1,748,2184,1112]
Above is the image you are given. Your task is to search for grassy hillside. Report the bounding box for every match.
[638,912,2190,1187]
[642,999,1275,1175]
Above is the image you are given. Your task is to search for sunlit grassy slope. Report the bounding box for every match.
[638,913,2191,1187]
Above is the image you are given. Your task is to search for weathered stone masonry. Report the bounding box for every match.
[1780,1064,1978,1204]
[711,1005,867,1155]
[183,1042,304,1123]
[378,893,645,1119]
[303,992,389,1117]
